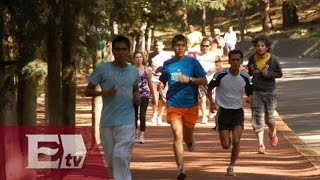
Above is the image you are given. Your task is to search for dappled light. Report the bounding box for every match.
[276,57,320,134]
[34,75,320,179]
[2,0,319,178]
[130,124,319,179]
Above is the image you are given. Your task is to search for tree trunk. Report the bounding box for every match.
[282,1,299,28]
[20,75,37,125]
[140,22,147,53]
[134,33,141,53]
[145,23,152,56]
[269,12,274,29]
[210,11,215,36]
[0,117,5,179]
[237,1,245,49]
[91,45,102,145]
[47,6,62,126]
[0,6,3,62]
[201,4,206,36]
[181,6,188,32]
[17,43,37,126]
[0,4,6,178]
[261,0,270,32]
[4,99,35,179]
[61,2,77,126]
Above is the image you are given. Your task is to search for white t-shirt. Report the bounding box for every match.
[196,52,217,81]
[224,31,237,45]
[208,68,252,109]
[149,51,172,82]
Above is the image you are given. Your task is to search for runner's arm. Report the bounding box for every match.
[133,83,141,105]
[147,67,156,105]
[85,83,117,97]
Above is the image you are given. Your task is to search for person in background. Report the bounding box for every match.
[148,39,171,125]
[133,51,156,144]
[224,26,237,55]
[196,38,221,124]
[158,34,207,180]
[208,49,253,176]
[186,24,203,57]
[85,35,140,180]
[210,28,225,57]
[247,35,283,154]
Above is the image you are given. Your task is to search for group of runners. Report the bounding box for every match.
[84,28,283,179]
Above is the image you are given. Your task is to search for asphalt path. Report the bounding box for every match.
[275,57,320,155]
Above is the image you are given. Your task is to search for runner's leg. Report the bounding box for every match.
[170,119,185,167]
[230,125,243,166]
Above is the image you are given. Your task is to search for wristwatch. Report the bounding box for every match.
[189,77,193,83]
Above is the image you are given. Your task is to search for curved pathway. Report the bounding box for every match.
[276,56,320,170]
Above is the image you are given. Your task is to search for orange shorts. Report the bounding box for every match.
[166,105,199,128]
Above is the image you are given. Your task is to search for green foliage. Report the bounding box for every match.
[206,0,229,10]
[21,59,47,80]
[21,59,47,97]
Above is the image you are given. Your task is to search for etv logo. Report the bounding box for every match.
[26,134,87,169]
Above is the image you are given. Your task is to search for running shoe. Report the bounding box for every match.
[186,140,195,152]
[139,135,145,144]
[151,113,158,124]
[201,116,208,124]
[226,166,236,176]
[157,117,163,126]
[270,132,278,147]
[177,170,187,180]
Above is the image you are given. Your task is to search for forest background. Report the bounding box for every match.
[0,0,319,178]
[1,0,319,127]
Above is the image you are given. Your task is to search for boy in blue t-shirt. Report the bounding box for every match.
[158,34,207,180]
[85,35,140,180]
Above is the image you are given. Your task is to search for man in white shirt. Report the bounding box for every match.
[148,40,172,125]
[224,26,237,55]
[196,38,221,124]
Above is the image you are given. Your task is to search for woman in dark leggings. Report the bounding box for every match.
[133,51,155,143]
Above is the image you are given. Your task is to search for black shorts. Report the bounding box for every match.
[216,107,244,131]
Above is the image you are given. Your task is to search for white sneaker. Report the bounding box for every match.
[157,117,163,126]
[151,113,158,124]
[139,135,145,144]
[201,116,208,124]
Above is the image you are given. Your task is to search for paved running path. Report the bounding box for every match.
[130,106,320,179]
[56,58,320,179]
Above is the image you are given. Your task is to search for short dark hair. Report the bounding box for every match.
[252,35,272,52]
[171,34,187,48]
[112,35,130,49]
[201,38,212,45]
[228,49,243,60]
[154,39,164,45]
